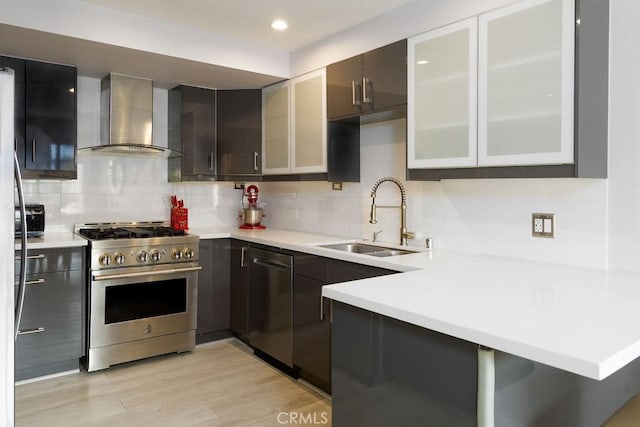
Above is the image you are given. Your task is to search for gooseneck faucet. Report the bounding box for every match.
[369,177,415,246]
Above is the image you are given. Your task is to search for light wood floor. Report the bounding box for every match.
[15,339,332,426]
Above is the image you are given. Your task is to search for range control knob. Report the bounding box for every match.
[137,251,149,262]
[171,249,183,260]
[183,248,195,260]
[150,250,162,262]
[113,252,125,265]
[98,254,112,266]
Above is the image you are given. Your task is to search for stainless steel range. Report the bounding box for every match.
[75,221,200,372]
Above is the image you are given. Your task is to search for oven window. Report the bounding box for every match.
[104,278,187,324]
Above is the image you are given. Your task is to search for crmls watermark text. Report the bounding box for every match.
[276,411,329,425]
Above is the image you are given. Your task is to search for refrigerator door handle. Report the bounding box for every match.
[14,150,28,341]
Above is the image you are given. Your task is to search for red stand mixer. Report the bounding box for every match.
[239,185,266,229]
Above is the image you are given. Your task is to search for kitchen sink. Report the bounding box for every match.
[318,242,418,257]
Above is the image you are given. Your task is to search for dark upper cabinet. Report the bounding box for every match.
[217,89,262,178]
[0,56,77,179]
[168,85,216,181]
[327,39,407,120]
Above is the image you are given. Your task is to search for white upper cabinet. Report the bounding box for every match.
[408,0,574,171]
[291,68,327,174]
[262,69,326,175]
[478,0,574,167]
[262,81,291,175]
[408,17,478,169]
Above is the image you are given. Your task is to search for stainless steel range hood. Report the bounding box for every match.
[87,73,170,155]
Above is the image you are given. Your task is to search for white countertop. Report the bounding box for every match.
[24,226,640,380]
[192,226,640,381]
[15,232,88,250]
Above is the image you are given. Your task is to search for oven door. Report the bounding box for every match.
[89,263,200,348]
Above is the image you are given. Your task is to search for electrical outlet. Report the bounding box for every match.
[532,213,555,238]
[533,218,544,233]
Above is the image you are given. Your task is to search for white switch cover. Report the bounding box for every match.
[532,213,555,238]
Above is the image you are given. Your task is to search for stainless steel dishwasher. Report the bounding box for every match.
[247,246,294,367]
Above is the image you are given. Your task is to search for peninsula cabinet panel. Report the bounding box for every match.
[331,301,478,426]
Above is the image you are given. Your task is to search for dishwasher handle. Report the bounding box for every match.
[252,258,291,271]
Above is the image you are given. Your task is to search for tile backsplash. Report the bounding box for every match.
[23,76,608,270]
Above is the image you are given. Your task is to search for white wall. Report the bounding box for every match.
[606,0,640,273]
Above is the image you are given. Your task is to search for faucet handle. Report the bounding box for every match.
[402,231,415,240]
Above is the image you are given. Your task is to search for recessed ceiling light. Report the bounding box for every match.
[417,60,429,65]
[271,20,288,31]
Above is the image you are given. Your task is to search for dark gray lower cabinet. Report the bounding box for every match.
[331,301,478,427]
[197,239,231,342]
[293,254,396,393]
[14,247,85,380]
[230,239,250,341]
[332,302,640,427]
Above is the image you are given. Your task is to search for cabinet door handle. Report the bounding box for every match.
[18,327,45,336]
[351,81,362,106]
[25,278,45,286]
[253,152,259,171]
[208,152,214,171]
[14,254,46,261]
[362,77,372,104]
[320,296,324,321]
[31,139,36,163]
[240,246,246,268]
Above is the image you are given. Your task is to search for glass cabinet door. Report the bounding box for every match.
[291,69,327,174]
[478,0,574,166]
[408,17,478,169]
[262,81,291,175]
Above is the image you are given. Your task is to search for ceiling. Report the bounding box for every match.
[79,0,415,52]
[0,0,415,89]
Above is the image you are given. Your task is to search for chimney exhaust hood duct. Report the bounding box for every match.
[85,73,173,155]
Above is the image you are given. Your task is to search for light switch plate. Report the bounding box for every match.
[532,213,555,238]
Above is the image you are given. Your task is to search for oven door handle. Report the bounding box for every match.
[92,266,202,281]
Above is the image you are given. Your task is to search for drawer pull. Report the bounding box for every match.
[18,327,45,336]
[14,254,46,260]
[15,278,46,286]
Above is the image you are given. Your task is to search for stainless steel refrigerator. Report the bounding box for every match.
[1,67,16,425]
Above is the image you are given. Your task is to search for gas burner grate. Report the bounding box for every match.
[78,225,187,240]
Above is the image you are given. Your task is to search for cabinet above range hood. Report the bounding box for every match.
[83,73,174,155]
